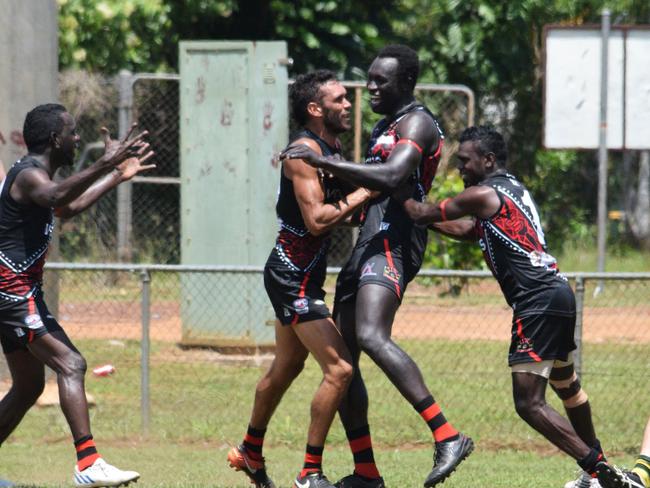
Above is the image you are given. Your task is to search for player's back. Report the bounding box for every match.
[476,172,571,316]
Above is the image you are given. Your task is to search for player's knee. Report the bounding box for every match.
[513,395,544,421]
[60,351,87,378]
[355,327,383,356]
[549,372,588,408]
[330,358,353,388]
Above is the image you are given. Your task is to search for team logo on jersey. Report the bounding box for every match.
[24,313,43,329]
[293,298,309,315]
[14,327,25,338]
[379,222,390,232]
[360,262,376,278]
[371,133,396,161]
[383,266,401,283]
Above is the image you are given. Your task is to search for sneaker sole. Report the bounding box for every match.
[75,476,139,488]
[423,437,475,487]
[227,448,275,488]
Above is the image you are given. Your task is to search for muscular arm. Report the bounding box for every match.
[56,154,155,218]
[287,138,372,236]
[429,220,477,241]
[282,111,439,192]
[14,162,116,209]
[402,185,501,239]
[13,126,150,209]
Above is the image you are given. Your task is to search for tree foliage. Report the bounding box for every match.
[58,0,650,266]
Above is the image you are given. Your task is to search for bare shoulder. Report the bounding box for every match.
[290,136,322,154]
[284,137,321,179]
[396,110,438,143]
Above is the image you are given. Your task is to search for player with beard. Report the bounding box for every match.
[281,46,473,488]
[0,103,153,487]
[398,125,620,488]
[228,71,375,488]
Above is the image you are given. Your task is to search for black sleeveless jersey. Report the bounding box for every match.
[273,129,344,272]
[357,104,443,252]
[475,172,571,316]
[0,157,54,301]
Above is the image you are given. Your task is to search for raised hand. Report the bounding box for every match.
[114,148,156,182]
[99,123,151,169]
[280,143,327,167]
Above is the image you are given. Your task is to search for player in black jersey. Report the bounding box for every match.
[399,126,618,486]
[282,46,472,488]
[0,104,153,487]
[228,71,375,488]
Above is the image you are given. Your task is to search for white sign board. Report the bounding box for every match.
[544,26,650,150]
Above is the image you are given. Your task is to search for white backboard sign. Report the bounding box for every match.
[544,26,650,150]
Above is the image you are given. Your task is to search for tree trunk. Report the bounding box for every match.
[626,151,650,249]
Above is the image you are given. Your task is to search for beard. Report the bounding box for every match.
[323,109,349,135]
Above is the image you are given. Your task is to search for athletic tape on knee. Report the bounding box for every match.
[550,372,588,408]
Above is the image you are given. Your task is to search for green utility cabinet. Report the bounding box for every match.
[179,41,288,348]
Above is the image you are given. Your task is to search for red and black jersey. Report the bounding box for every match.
[0,157,54,302]
[273,129,344,272]
[475,172,571,317]
[357,104,443,255]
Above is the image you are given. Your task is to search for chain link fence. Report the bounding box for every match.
[57,72,474,266]
[14,264,647,455]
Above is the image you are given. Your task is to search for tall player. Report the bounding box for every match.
[281,45,473,488]
[397,125,617,486]
[228,71,375,488]
[0,104,154,487]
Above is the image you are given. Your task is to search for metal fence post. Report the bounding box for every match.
[574,276,586,376]
[140,269,151,435]
[117,70,134,262]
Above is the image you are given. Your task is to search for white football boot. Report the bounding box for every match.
[73,458,140,487]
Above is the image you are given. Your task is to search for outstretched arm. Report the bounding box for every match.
[401,185,501,239]
[56,152,155,218]
[287,138,375,236]
[281,111,439,192]
[12,124,150,209]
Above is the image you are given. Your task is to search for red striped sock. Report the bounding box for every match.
[75,435,101,471]
[346,425,381,479]
[243,425,266,461]
[415,396,459,443]
[299,444,323,478]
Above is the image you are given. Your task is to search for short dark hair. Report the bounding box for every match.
[23,103,67,153]
[376,44,420,91]
[459,126,508,167]
[290,70,338,126]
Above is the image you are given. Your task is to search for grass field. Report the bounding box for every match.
[2,336,647,487]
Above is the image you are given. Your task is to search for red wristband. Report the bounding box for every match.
[439,198,451,221]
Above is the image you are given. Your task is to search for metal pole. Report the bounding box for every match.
[353,86,362,163]
[117,70,133,262]
[574,276,586,376]
[140,269,151,435]
[596,9,610,295]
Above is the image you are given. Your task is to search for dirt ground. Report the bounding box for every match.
[58,300,650,344]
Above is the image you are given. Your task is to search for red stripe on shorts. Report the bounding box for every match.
[291,272,311,325]
[383,238,401,299]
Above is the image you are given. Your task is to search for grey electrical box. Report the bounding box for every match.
[179,41,288,348]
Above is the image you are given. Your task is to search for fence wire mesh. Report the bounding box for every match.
[55,73,473,266]
[3,267,645,456]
